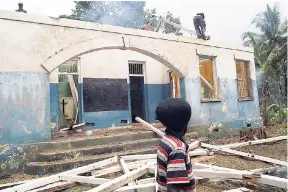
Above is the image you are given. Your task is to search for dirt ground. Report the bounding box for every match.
[0,123,287,192]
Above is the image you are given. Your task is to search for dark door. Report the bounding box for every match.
[129,76,145,122]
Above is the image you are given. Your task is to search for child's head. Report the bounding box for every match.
[155,98,191,136]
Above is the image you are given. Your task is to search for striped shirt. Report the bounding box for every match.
[156,134,196,192]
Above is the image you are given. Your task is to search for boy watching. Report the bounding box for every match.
[155,98,196,192]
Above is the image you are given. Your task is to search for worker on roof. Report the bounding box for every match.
[155,98,197,192]
[16,2,27,13]
[193,13,209,40]
[143,21,152,31]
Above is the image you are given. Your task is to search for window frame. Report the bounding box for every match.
[198,55,221,103]
[167,70,181,98]
[235,59,254,101]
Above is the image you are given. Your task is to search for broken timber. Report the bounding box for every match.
[221,135,287,148]
[201,143,287,166]
[85,163,154,192]
[222,188,250,192]
[3,118,288,192]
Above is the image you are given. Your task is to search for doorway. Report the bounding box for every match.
[168,71,181,98]
[128,62,146,123]
[58,58,80,129]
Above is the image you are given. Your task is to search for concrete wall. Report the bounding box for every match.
[0,10,262,174]
[50,50,171,129]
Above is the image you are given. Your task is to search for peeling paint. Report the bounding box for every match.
[50,122,57,129]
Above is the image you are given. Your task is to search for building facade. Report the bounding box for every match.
[0,10,262,174]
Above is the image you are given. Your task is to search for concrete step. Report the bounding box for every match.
[39,131,158,152]
[25,147,157,175]
[37,138,161,162]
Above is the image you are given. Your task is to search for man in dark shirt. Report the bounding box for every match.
[16,2,27,13]
[193,13,208,40]
[155,98,196,192]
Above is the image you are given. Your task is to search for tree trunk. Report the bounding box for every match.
[277,78,282,123]
[262,75,269,126]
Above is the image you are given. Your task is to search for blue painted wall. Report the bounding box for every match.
[50,83,59,137]
[50,77,261,131]
[145,84,170,122]
[0,72,51,145]
[182,77,262,127]
[77,83,170,128]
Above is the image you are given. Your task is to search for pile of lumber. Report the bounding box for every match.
[2,118,287,192]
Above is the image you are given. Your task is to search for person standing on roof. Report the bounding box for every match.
[193,13,209,40]
[16,2,27,13]
[155,98,197,192]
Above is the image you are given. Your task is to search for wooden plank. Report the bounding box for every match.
[222,188,250,192]
[91,165,122,177]
[60,175,110,185]
[85,163,153,192]
[28,181,73,192]
[136,178,155,185]
[115,183,155,192]
[0,181,26,189]
[260,174,288,189]
[188,140,201,150]
[6,157,117,192]
[250,166,282,174]
[221,136,287,149]
[67,75,78,123]
[189,149,214,156]
[63,156,118,175]
[135,117,164,137]
[119,158,136,186]
[201,143,288,166]
[160,17,196,35]
[193,169,288,189]
[121,154,156,161]
[6,175,60,192]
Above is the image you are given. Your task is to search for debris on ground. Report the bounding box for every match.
[1,119,287,192]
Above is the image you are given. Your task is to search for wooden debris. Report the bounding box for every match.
[85,163,154,192]
[3,119,288,192]
[201,143,288,166]
[119,158,136,186]
[221,136,287,148]
[222,188,251,192]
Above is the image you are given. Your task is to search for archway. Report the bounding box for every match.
[46,36,188,133]
[41,36,188,77]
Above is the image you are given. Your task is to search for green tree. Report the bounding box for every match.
[243,4,287,125]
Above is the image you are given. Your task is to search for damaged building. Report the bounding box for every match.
[0,10,262,174]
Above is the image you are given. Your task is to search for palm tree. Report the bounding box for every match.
[243,4,287,126]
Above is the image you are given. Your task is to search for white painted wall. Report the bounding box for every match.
[79,50,170,84]
[0,10,256,82]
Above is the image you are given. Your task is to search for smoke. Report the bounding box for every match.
[83,1,145,29]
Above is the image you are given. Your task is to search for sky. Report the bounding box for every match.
[0,0,287,46]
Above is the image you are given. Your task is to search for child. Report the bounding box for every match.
[155,98,196,192]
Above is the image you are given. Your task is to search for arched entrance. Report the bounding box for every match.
[45,36,188,134]
[42,36,187,77]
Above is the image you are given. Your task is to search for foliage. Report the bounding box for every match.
[59,1,182,35]
[268,104,287,123]
[243,4,287,125]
